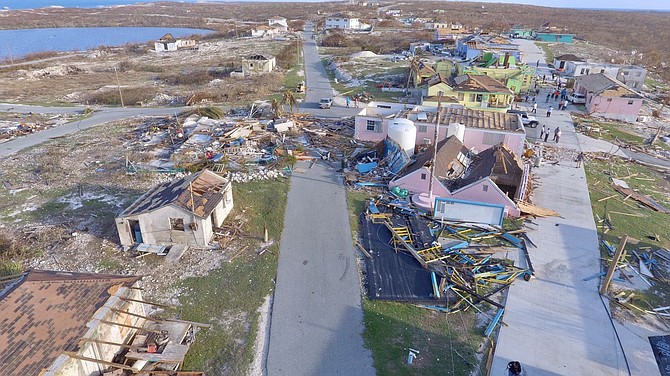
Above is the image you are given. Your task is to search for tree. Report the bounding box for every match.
[281,90,299,114]
[271,98,284,119]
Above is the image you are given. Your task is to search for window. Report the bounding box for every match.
[482,185,489,192]
[628,100,635,105]
[437,90,444,96]
[585,69,590,74]
[366,119,382,132]
[607,98,613,102]
[170,218,185,231]
[458,93,465,101]
[600,69,605,73]
[421,173,427,180]
[483,133,505,145]
[469,94,476,102]
[580,68,585,75]
[475,94,483,102]
[418,125,428,133]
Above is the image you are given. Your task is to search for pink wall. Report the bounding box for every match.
[355,117,526,156]
[586,95,642,122]
[391,168,451,198]
[451,178,520,217]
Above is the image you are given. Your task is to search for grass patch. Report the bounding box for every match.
[535,42,554,64]
[363,300,480,376]
[346,189,371,241]
[176,178,289,374]
[584,156,670,250]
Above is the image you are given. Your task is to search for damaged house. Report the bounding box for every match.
[390,136,527,217]
[116,169,233,249]
[573,73,644,122]
[0,270,204,376]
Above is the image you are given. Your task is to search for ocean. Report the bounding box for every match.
[0,27,212,60]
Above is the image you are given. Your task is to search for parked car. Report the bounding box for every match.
[567,93,586,104]
[319,98,333,109]
[506,109,539,128]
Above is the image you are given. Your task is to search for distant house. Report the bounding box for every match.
[251,25,279,38]
[460,52,536,94]
[242,54,276,75]
[422,73,514,111]
[573,73,644,122]
[455,35,520,61]
[325,13,369,30]
[116,169,233,248]
[154,33,196,52]
[354,101,526,157]
[408,60,437,88]
[268,16,288,30]
[390,138,525,217]
[553,54,584,71]
[565,61,647,90]
[385,9,401,17]
[535,32,574,43]
[0,270,203,375]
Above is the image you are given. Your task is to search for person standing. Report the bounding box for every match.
[547,106,553,117]
[558,100,564,110]
[540,125,546,139]
[544,128,550,142]
[532,102,538,113]
[546,93,550,103]
[346,96,350,108]
[576,152,584,168]
[532,95,537,103]
[554,127,562,143]
[525,93,529,102]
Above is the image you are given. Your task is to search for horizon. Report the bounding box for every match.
[0,0,669,11]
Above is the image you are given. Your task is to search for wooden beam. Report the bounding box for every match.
[62,351,135,371]
[119,297,171,308]
[99,320,162,333]
[111,308,165,323]
[600,235,628,295]
[78,337,135,349]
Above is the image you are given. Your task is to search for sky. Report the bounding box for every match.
[452,0,670,11]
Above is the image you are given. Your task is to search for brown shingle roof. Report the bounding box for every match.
[119,169,230,219]
[448,74,512,94]
[0,270,140,376]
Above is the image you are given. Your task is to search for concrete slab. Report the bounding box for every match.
[266,161,375,376]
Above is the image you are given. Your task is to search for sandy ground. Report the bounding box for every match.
[248,295,273,376]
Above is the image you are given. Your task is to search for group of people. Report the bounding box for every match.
[540,125,561,143]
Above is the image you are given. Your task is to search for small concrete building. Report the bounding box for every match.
[573,73,644,122]
[268,16,288,30]
[242,54,277,75]
[154,33,196,52]
[325,13,369,30]
[116,169,233,248]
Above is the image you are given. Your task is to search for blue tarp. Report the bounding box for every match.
[384,138,411,174]
[356,162,378,174]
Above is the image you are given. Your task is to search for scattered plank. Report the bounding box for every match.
[516,201,561,218]
[598,194,618,202]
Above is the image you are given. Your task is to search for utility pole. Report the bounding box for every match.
[427,92,443,209]
[114,66,125,108]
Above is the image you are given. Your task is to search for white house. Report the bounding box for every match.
[154,33,196,52]
[268,16,288,31]
[115,169,233,248]
[251,25,280,38]
[242,54,277,75]
[325,13,369,30]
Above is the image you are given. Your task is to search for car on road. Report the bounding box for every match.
[507,109,539,128]
[567,93,586,104]
[319,98,333,109]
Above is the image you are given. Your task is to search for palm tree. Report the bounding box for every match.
[271,98,284,119]
[281,90,299,114]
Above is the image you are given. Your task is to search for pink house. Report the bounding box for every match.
[354,102,526,157]
[573,73,643,122]
[390,138,526,217]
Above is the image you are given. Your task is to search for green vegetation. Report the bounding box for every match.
[535,43,554,64]
[346,190,370,241]
[363,300,480,376]
[576,118,670,152]
[177,178,289,373]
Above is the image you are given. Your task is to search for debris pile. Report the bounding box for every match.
[360,196,535,337]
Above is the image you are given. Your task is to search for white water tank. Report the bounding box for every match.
[388,119,416,156]
[447,122,465,142]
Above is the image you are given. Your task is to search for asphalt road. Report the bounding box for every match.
[0,105,185,156]
[266,161,375,376]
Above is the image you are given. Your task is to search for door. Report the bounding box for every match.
[129,220,143,243]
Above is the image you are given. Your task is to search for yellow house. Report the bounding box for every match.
[458,53,536,94]
[409,60,437,88]
[422,74,514,111]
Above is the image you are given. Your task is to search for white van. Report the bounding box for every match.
[568,93,586,104]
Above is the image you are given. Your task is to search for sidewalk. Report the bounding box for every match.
[491,110,631,375]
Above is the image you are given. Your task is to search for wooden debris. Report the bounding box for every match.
[611,180,670,213]
[516,201,561,218]
[597,194,618,202]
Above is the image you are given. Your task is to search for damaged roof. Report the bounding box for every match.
[575,73,643,98]
[120,169,230,219]
[426,106,522,132]
[448,74,512,94]
[398,136,468,178]
[158,33,176,42]
[0,270,140,376]
[555,54,583,62]
[246,54,274,61]
[450,143,523,191]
